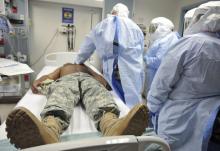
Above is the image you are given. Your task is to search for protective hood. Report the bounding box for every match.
[149,17,174,42]
[111,3,129,18]
[184,1,220,35]
[184,8,197,31]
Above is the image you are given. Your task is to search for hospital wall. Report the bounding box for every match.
[133,0,177,48]
[28,0,102,78]
[133,0,176,28]
[174,0,208,31]
[133,0,206,38]
[28,0,206,79]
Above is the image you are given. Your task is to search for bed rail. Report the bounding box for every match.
[23,135,170,151]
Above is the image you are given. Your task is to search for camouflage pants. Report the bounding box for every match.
[39,72,120,133]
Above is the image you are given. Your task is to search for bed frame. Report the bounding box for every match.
[23,135,170,151]
[0,52,171,151]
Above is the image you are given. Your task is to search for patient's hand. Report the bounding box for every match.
[31,80,41,94]
[32,78,54,94]
[31,75,53,94]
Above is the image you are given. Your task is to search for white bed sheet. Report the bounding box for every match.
[0,66,130,140]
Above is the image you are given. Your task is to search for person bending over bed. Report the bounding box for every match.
[5,63,148,149]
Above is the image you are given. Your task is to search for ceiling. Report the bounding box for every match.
[35,0,104,8]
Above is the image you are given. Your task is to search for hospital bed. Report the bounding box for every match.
[0,52,171,151]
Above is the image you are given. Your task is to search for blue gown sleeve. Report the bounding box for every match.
[75,30,96,64]
[144,44,165,69]
[147,39,188,113]
[145,33,180,70]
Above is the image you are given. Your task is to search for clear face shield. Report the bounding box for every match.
[146,24,153,47]
[148,24,158,46]
[149,24,158,34]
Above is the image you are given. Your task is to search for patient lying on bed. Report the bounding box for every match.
[5,63,148,149]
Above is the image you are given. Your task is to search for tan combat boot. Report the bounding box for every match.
[100,104,148,136]
[6,107,61,149]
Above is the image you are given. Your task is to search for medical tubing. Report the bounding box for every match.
[70,25,73,50]
[67,24,70,51]
[71,25,74,50]
[3,32,17,57]
[73,25,76,51]
[30,30,59,67]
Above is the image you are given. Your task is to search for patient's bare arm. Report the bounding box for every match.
[31,68,61,94]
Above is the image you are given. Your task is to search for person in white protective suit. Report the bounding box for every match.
[144,17,180,96]
[147,1,220,151]
[75,3,145,108]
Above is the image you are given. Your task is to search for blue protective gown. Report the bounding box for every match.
[76,16,145,108]
[147,32,220,151]
[144,32,180,94]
